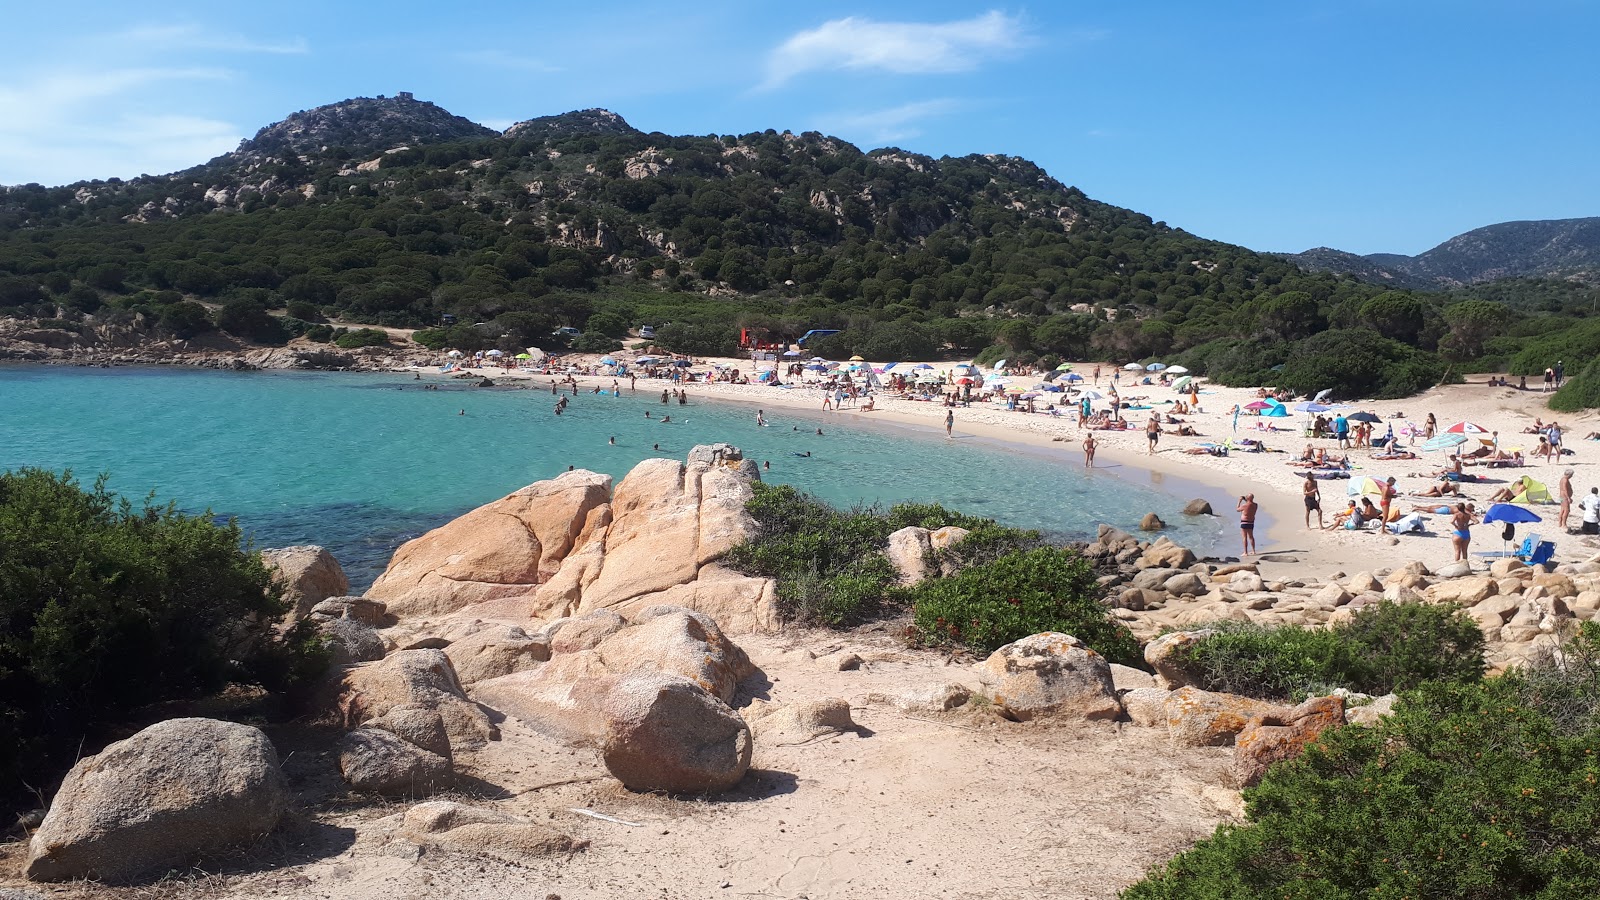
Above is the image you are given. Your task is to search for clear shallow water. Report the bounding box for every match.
[1,366,1222,588]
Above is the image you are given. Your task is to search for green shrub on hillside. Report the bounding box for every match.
[0,469,326,798]
[904,547,1140,664]
[334,327,390,349]
[1176,601,1485,700]
[1551,359,1600,412]
[1122,639,1600,899]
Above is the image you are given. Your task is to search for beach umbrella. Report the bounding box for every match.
[1065,373,1084,382]
[1037,383,1064,392]
[514,353,531,360]
[1080,390,1105,400]
[446,350,463,358]
[1123,362,1144,371]
[912,363,935,371]
[1020,392,1042,399]
[1422,433,1468,452]
[1296,402,1332,413]
[881,362,899,371]
[1146,362,1168,372]
[782,349,801,357]
[1173,375,1193,390]
[485,349,504,357]
[1166,365,1189,375]
[956,377,977,385]
[1244,400,1274,411]
[600,356,617,365]
[672,359,692,367]
[811,356,827,362]
[804,363,826,372]
[1446,421,1489,435]
[1313,388,1333,402]
[849,355,865,362]
[994,358,1008,371]
[1055,363,1074,371]
[1348,411,1382,424]
[1485,503,1542,524]
[1347,477,1388,497]
[634,355,661,364]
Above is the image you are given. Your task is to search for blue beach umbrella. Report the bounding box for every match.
[1296,402,1332,413]
[1065,373,1084,382]
[1483,504,1541,525]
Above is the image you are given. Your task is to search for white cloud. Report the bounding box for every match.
[815,98,962,145]
[0,68,240,185]
[764,11,1028,88]
[456,49,561,73]
[113,24,309,55]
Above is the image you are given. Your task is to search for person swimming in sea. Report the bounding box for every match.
[661,416,671,423]
[794,451,811,457]
[608,436,615,445]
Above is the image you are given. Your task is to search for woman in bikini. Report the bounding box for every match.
[1450,503,1473,561]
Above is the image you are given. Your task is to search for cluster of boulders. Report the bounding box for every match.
[1079,524,1595,671]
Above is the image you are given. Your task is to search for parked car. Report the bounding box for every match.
[639,325,656,339]
[553,326,582,338]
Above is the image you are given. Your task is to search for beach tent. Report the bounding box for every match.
[1509,477,1553,504]
[1262,403,1290,417]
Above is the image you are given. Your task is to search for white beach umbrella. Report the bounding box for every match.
[1167,365,1189,375]
[446,350,463,358]
[1123,362,1144,371]
[1080,390,1105,400]
[485,349,504,357]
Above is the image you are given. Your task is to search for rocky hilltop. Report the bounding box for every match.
[1284,216,1600,287]
[231,93,499,162]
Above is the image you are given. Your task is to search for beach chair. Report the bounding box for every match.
[1514,535,1554,566]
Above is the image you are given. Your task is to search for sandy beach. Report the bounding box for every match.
[428,353,1600,582]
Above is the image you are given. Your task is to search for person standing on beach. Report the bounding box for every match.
[945,409,955,438]
[1378,476,1397,533]
[1303,474,1323,528]
[1581,487,1600,536]
[1333,413,1349,449]
[1146,414,1160,455]
[1237,494,1258,555]
[1083,433,1096,468]
[1548,422,1562,463]
[1560,469,1575,531]
[1093,364,1102,386]
[1450,503,1473,560]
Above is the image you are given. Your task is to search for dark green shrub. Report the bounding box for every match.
[215,299,289,345]
[1275,328,1444,399]
[1551,359,1600,411]
[304,323,335,343]
[905,547,1140,664]
[1122,673,1600,899]
[334,327,391,349]
[1176,600,1485,700]
[573,331,622,353]
[411,327,449,350]
[285,299,324,322]
[0,469,325,798]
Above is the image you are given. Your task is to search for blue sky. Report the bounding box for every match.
[2,1,1595,255]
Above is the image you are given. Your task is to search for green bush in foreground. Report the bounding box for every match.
[0,469,326,798]
[1122,628,1600,900]
[904,547,1141,664]
[1177,600,1485,700]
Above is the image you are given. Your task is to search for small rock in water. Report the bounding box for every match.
[1140,512,1166,532]
[1182,499,1214,516]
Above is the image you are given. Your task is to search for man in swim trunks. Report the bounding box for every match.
[1146,414,1160,455]
[1237,493,1258,555]
[1303,474,1322,529]
[1083,433,1096,468]
[1378,476,1397,534]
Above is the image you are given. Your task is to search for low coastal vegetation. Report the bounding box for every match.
[1168,602,1486,700]
[724,482,1140,663]
[1124,623,1600,899]
[0,469,327,804]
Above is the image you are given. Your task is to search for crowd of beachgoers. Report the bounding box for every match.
[423,346,1600,576]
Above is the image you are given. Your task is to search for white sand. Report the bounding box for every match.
[433,354,1600,580]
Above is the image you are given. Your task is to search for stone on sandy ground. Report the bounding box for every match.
[443,625,550,685]
[1163,687,1289,748]
[24,719,287,883]
[340,649,496,749]
[972,633,1121,722]
[366,706,452,759]
[1163,572,1207,596]
[548,609,629,653]
[1428,575,1498,605]
[400,801,585,860]
[263,545,349,621]
[895,683,972,713]
[1233,696,1346,788]
[338,727,453,796]
[1434,560,1473,578]
[1121,688,1173,727]
[469,652,617,746]
[601,671,752,794]
[1143,630,1216,690]
[746,698,857,744]
[886,526,934,585]
[592,607,755,703]
[1110,663,1158,691]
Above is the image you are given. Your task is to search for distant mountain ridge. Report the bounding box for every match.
[1284,217,1600,288]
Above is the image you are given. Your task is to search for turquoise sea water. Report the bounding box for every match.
[1,366,1224,588]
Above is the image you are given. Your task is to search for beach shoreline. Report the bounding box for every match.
[419,351,1600,580]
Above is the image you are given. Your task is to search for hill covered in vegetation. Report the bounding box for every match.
[2,95,1597,400]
